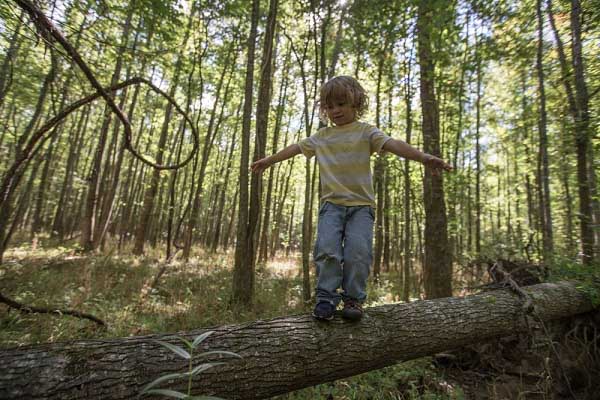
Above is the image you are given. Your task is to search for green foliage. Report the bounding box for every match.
[279,358,465,400]
[140,331,241,400]
[547,257,600,307]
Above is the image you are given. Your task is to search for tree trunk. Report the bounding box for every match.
[402,64,414,302]
[535,0,553,260]
[258,44,289,263]
[0,10,24,108]
[546,0,594,264]
[0,51,57,263]
[182,42,234,259]
[0,282,595,400]
[231,0,260,307]
[210,129,237,253]
[474,37,482,257]
[133,11,192,255]
[417,0,452,299]
[373,45,387,278]
[245,0,278,273]
[80,5,134,252]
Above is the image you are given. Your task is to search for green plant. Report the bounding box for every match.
[140,331,242,399]
[548,257,600,306]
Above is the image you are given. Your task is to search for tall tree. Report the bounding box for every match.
[547,0,594,264]
[231,0,260,307]
[417,0,452,299]
[80,3,135,252]
[133,7,193,255]
[535,0,553,260]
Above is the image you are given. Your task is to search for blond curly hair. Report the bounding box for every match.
[319,76,369,123]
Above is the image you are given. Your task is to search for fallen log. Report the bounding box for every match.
[0,281,596,400]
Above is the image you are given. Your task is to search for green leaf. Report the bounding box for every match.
[192,331,215,348]
[144,388,188,399]
[189,362,226,376]
[196,350,242,360]
[154,340,191,359]
[173,336,193,350]
[140,373,185,393]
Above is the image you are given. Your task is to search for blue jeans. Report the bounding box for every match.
[314,201,375,306]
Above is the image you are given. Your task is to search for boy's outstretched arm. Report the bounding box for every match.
[251,143,302,174]
[382,139,453,175]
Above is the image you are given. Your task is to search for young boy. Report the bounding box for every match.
[251,76,451,321]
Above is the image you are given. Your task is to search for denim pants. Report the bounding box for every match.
[314,201,375,306]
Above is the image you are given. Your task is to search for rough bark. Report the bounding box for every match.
[535,0,553,260]
[546,0,594,263]
[231,0,260,306]
[417,0,452,299]
[0,282,595,400]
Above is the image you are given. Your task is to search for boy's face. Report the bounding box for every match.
[324,99,357,126]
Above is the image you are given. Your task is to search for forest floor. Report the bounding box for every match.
[1,241,599,399]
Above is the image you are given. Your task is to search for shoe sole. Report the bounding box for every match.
[312,312,334,321]
[341,312,363,321]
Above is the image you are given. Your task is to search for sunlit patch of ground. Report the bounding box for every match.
[265,255,301,278]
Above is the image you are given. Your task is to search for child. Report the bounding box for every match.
[251,76,451,321]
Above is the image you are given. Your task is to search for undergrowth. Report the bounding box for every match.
[547,256,600,306]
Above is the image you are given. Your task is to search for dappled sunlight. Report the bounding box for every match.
[265,254,301,278]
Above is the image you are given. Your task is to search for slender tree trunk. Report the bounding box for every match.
[535,0,554,260]
[182,42,234,258]
[0,10,24,108]
[474,38,482,257]
[547,0,594,263]
[80,6,134,252]
[232,0,260,307]
[210,130,237,253]
[0,52,57,262]
[258,44,289,263]
[133,11,193,255]
[402,69,414,303]
[51,104,89,239]
[373,45,387,279]
[417,0,452,299]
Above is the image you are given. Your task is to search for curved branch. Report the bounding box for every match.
[0,291,106,327]
[13,0,199,171]
[0,77,197,211]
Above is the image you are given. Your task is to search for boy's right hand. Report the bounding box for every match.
[250,157,272,174]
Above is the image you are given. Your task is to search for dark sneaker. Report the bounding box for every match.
[342,300,363,321]
[312,301,335,321]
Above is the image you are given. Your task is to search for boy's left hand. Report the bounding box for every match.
[422,154,453,175]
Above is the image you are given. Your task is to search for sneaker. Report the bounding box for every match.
[342,299,363,321]
[312,301,335,321]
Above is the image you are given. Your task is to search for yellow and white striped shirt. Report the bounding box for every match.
[298,121,391,207]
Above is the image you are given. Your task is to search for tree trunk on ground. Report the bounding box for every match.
[0,282,596,400]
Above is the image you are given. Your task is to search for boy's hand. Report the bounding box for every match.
[250,157,273,174]
[422,154,453,176]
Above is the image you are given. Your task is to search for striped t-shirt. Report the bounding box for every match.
[298,121,391,207]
